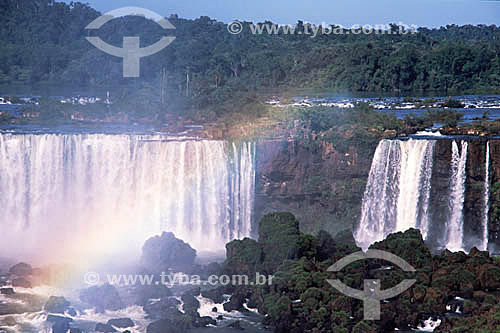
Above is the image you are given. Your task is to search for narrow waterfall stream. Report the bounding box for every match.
[354,139,435,250]
[445,140,468,252]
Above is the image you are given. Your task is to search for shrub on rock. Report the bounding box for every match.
[259,212,302,272]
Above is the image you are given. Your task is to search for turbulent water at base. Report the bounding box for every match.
[0,134,256,262]
[482,141,490,251]
[445,140,468,252]
[354,139,435,250]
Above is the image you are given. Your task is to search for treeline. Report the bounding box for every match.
[1,0,500,120]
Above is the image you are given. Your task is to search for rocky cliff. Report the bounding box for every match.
[254,139,377,237]
[254,138,500,252]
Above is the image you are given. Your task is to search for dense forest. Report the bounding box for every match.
[1,0,500,120]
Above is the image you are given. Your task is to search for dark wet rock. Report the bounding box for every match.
[44,296,71,314]
[52,320,71,333]
[1,316,16,326]
[107,317,134,328]
[66,307,77,316]
[198,262,223,279]
[143,297,181,320]
[180,292,200,315]
[95,322,117,332]
[9,262,33,276]
[0,287,14,295]
[80,284,123,313]
[226,320,244,330]
[47,314,73,324]
[12,277,31,288]
[246,294,259,310]
[254,140,375,239]
[201,287,225,304]
[217,315,224,320]
[146,316,191,333]
[132,283,173,306]
[223,294,246,312]
[0,293,45,315]
[141,232,197,273]
[197,316,216,327]
[183,287,201,297]
[47,314,73,332]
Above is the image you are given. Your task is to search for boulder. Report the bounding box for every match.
[141,232,196,272]
[95,322,117,332]
[9,263,33,276]
[67,307,77,316]
[107,318,134,328]
[52,320,71,333]
[12,277,31,288]
[0,288,14,295]
[223,294,246,312]
[47,314,73,332]
[147,319,182,333]
[197,316,216,327]
[226,320,244,330]
[1,316,16,326]
[132,283,172,306]
[201,287,226,304]
[80,284,123,313]
[181,293,200,315]
[47,314,73,324]
[146,309,192,333]
[44,296,71,314]
[143,297,181,320]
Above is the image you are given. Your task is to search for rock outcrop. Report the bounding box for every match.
[254,140,376,237]
[141,232,197,273]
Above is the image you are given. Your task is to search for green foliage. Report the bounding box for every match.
[1,1,499,123]
[258,212,302,273]
[423,108,464,124]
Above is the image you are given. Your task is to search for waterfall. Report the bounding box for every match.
[445,140,468,252]
[0,134,256,262]
[354,139,435,250]
[482,141,490,251]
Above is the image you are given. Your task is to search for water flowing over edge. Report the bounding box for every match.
[0,133,256,264]
[445,140,468,252]
[354,139,435,250]
[482,141,490,251]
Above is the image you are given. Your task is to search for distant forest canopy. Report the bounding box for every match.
[1,0,500,118]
